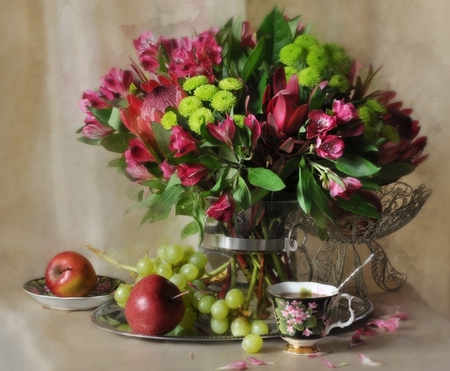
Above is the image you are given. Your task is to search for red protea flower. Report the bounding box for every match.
[262,68,309,138]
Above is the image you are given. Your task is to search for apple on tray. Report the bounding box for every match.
[45,251,98,297]
[124,274,185,336]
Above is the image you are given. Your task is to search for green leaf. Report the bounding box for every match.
[108,107,122,131]
[297,164,312,213]
[375,162,416,181]
[151,121,172,157]
[247,167,286,191]
[181,221,199,239]
[256,7,293,65]
[233,176,252,211]
[99,133,132,153]
[242,37,266,83]
[335,154,380,177]
[76,136,100,146]
[88,107,112,126]
[335,193,381,219]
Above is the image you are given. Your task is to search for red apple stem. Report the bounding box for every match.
[170,291,190,300]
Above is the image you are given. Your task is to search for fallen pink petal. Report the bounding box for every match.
[247,357,275,365]
[358,353,382,367]
[216,360,248,370]
[321,358,347,368]
[307,351,330,358]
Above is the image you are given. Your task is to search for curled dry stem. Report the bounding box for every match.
[86,245,138,275]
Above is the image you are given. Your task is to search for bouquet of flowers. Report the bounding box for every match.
[78,7,427,242]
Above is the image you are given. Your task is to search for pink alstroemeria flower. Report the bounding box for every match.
[169,126,199,158]
[160,160,176,179]
[332,99,355,123]
[81,116,114,139]
[206,192,236,223]
[79,89,110,113]
[176,163,209,186]
[243,114,261,149]
[133,31,160,72]
[207,116,236,148]
[329,177,362,200]
[315,135,344,160]
[124,139,155,181]
[100,67,133,96]
[307,111,337,139]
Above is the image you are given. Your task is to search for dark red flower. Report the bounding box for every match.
[169,126,199,158]
[206,192,236,223]
[176,163,209,186]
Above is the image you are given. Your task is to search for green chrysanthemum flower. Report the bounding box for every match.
[380,124,400,143]
[329,50,352,75]
[366,99,387,115]
[358,105,378,126]
[284,66,299,82]
[329,74,350,93]
[280,44,305,66]
[183,75,209,91]
[232,114,245,127]
[306,46,330,72]
[211,90,237,113]
[363,126,379,142]
[297,67,322,89]
[178,96,203,117]
[218,77,243,91]
[188,107,215,134]
[194,84,219,101]
[293,34,319,50]
[160,111,178,130]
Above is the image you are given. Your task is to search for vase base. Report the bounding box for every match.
[283,343,321,355]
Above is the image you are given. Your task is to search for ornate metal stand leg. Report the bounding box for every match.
[312,241,347,284]
[351,244,368,297]
[367,241,407,291]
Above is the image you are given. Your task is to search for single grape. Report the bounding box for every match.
[187,251,208,269]
[210,317,229,335]
[165,244,184,264]
[242,334,263,353]
[179,307,196,329]
[210,299,229,319]
[181,244,195,263]
[191,290,206,309]
[182,292,193,307]
[225,288,245,309]
[250,319,269,335]
[157,244,168,259]
[114,283,132,307]
[230,317,251,337]
[136,257,154,276]
[197,295,216,314]
[179,263,199,281]
[169,273,187,290]
[156,262,173,279]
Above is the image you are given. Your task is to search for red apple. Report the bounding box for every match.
[44,251,97,297]
[124,274,185,336]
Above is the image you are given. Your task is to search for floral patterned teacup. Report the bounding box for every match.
[267,281,356,355]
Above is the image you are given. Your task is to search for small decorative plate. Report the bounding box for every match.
[23,276,124,311]
[90,295,373,341]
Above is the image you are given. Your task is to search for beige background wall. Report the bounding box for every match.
[1,0,448,318]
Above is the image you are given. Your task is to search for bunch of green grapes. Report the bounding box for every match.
[114,244,206,309]
[113,243,268,353]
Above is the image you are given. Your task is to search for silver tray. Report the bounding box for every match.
[90,295,374,341]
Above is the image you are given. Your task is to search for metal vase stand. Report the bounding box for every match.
[291,181,432,296]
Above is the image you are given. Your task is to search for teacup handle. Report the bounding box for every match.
[325,293,356,334]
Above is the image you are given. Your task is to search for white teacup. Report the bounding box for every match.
[267,281,356,355]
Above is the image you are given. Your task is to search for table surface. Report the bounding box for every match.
[2,281,450,371]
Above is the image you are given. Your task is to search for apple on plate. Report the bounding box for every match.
[124,274,185,336]
[45,251,97,297]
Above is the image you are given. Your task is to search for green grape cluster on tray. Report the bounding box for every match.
[107,243,267,353]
